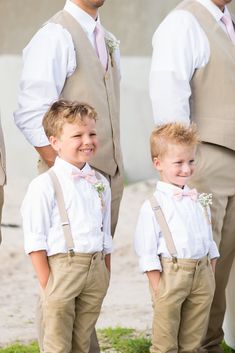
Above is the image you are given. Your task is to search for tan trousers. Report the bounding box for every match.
[150,257,215,353]
[40,252,110,353]
[188,143,235,353]
[37,158,123,353]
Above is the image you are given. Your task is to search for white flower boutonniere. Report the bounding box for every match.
[93,181,105,208]
[105,31,120,66]
[198,193,212,224]
[198,193,212,207]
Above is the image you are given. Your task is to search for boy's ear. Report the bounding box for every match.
[49,135,60,152]
[153,157,162,171]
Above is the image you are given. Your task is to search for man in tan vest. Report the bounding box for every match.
[0,117,6,244]
[14,1,124,352]
[150,0,235,352]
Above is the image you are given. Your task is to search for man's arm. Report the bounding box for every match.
[35,146,57,168]
[14,23,76,163]
[149,10,210,125]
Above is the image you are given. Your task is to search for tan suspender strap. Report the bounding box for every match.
[48,169,75,256]
[149,195,178,262]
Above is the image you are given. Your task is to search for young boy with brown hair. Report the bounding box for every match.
[21,100,111,353]
[134,122,219,353]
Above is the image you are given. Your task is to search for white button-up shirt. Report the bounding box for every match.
[134,181,219,273]
[149,0,232,125]
[22,157,112,256]
[14,0,120,147]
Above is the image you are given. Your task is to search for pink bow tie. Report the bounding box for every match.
[173,188,198,201]
[71,169,96,184]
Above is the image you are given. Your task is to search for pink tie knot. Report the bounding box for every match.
[71,169,97,184]
[173,188,198,201]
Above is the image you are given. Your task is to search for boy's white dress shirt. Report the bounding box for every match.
[149,0,232,124]
[22,157,112,256]
[13,0,120,148]
[134,181,219,273]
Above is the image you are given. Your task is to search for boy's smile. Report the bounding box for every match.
[50,117,98,169]
[153,143,196,188]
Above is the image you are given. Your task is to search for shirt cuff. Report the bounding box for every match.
[23,127,50,147]
[208,241,220,259]
[103,233,113,254]
[24,234,48,255]
[139,255,162,273]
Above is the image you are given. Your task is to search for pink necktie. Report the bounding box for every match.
[173,188,198,201]
[221,14,235,44]
[94,23,108,70]
[71,170,97,184]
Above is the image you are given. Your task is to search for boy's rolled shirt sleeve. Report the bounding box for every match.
[134,201,162,273]
[139,254,162,273]
[24,232,48,255]
[21,176,53,255]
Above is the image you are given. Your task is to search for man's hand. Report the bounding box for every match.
[35,145,57,168]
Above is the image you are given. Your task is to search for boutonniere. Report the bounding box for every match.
[105,32,120,66]
[93,181,105,208]
[198,193,212,223]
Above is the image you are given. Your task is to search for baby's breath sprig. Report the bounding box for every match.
[198,193,212,224]
[198,193,212,208]
[93,181,105,208]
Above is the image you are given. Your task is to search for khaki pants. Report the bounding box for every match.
[40,252,110,353]
[150,257,215,353]
[189,143,235,353]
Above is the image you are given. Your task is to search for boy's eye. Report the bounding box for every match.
[90,133,97,136]
[189,160,195,164]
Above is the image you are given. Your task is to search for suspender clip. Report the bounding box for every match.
[61,222,69,227]
[152,205,161,211]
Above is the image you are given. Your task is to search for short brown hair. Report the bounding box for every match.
[150,122,199,160]
[43,100,97,138]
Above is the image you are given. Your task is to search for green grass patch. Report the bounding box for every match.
[98,327,151,353]
[0,329,234,353]
[222,341,235,353]
[0,342,39,353]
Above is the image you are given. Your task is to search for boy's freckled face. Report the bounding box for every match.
[50,117,98,169]
[153,143,196,188]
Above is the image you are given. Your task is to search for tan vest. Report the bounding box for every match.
[49,11,122,176]
[177,0,235,151]
[0,116,6,185]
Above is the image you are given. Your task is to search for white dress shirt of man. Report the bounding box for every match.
[150,0,235,352]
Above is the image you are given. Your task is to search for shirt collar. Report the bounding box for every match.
[156,181,191,196]
[64,0,100,36]
[53,156,92,176]
[196,0,230,22]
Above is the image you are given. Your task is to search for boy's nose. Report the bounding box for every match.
[182,163,191,174]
